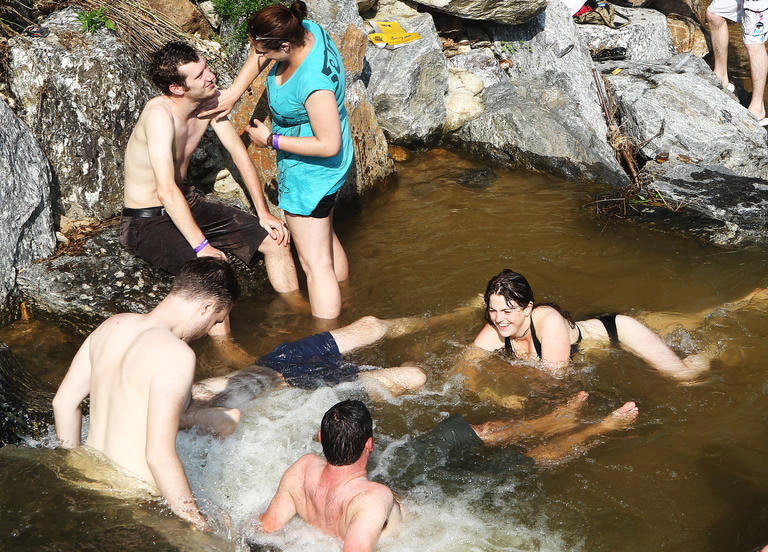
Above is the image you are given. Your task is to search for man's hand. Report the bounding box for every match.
[197,243,228,262]
[258,211,290,246]
[246,119,272,148]
[197,88,239,120]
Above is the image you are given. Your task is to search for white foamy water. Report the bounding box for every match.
[176,384,576,552]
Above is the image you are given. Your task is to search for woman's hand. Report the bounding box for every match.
[197,88,240,120]
[246,118,273,148]
[258,211,290,246]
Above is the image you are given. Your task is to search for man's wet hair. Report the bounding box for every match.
[320,400,372,466]
[170,258,239,310]
[149,41,199,95]
[484,269,574,326]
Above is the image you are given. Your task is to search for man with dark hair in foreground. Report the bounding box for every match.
[121,41,299,338]
[53,258,243,530]
[253,396,638,550]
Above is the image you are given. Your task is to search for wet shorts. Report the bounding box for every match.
[285,192,338,219]
[743,0,768,43]
[119,188,269,275]
[707,0,743,23]
[256,332,360,390]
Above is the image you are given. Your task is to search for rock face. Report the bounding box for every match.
[7,8,156,220]
[364,3,448,147]
[575,7,677,61]
[599,55,768,180]
[449,1,628,184]
[448,48,507,88]
[15,221,271,336]
[412,0,546,25]
[449,79,628,182]
[141,0,214,39]
[642,162,768,245]
[0,100,56,325]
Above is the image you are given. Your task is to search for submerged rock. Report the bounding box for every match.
[411,0,546,25]
[641,162,768,245]
[7,8,156,220]
[575,7,677,61]
[599,54,768,180]
[364,3,448,147]
[0,343,53,447]
[15,221,271,336]
[0,100,56,325]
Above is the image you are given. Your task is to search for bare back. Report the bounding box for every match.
[278,454,400,543]
[85,313,194,484]
[123,96,211,208]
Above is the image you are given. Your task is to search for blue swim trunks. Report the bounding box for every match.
[257,332,359,390]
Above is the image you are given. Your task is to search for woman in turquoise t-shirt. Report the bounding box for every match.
[202,1,353,319]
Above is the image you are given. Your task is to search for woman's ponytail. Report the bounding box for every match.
[290,1,307,21]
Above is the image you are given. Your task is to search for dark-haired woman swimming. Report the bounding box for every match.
[472,269,714,380]
[199,1,352,320]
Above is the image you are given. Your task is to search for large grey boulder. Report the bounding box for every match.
[447,79,628,183]
[448,48,507,88]
[452,2,628,183]
[364,3,448,147]
[575,7,677,61]
[412,0,546,25]
[16,220,271,336]
[599,54,768,179]
[641,162,768,245]
[0,100,56,325]
[7,8,156,220]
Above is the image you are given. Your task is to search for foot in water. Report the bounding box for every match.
[600,401,639,431]
[552,390,590,418]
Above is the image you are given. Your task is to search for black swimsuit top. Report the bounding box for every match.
[504,317,582,359]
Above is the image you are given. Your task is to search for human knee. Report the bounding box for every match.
[706,10,725,27]
[400,366,427,391]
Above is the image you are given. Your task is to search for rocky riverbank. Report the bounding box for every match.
[0,0,766,330]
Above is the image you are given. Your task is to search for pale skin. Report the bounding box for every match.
[199,31,349,320]
[124,54,300,327]
[188,315,429,408]
[52,292,240,530]
[254,438,400,552]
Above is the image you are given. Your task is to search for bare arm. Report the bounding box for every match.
[145,107,225,261]
[247,89,342,158]
[210,117,288,246]
[52,335,93,448]
[145,343,207,529]
[343,489,394,552]
[259,457,305,532]
[452,345,526,409]
[198,48,272,119]
[536,310,572,377]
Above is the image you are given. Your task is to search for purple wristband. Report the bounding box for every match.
[193,238,209,253]
[272,133,280,151]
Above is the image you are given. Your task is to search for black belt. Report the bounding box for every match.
[122,206,166,217]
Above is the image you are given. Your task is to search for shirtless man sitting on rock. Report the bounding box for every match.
[249,397,638,550]
[121,41,298,338]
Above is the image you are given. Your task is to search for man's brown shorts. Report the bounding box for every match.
[120,188,269,275]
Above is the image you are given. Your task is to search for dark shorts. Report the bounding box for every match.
[284,192,338,219]
[119,188,269,275]
[257,332,359,390]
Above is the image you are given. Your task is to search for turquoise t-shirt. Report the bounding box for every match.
[267,20,354,216]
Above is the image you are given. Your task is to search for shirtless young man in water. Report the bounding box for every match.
[251,397,638,550]
[121,41,298,337]
[52,259,241,530]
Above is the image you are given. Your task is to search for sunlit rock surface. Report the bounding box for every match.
[575,7,677,61]
[448,47,507,88]
[0,343,52,446]
[412,0,546,24]
[7,8,155,220]
[0,100,56,324]
[15,222,270,336]
[451,1,628,184]
[641,162,768,246]
[363,3,449,147]
[599,55,768,180]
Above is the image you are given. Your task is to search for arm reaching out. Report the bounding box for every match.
[145,341,207,530]
[197,49,272,119]
[53,335,94,448]
[211,117,289,246]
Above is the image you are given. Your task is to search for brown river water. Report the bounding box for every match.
[1,149,768,551]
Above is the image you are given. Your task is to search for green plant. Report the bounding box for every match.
[211,0,286,50]
[77,8,116,34]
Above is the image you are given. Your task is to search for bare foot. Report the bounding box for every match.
[549,390,590,419]
[600,401,638,431]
